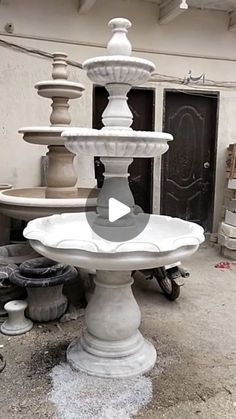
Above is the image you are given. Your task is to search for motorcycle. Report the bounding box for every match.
[133,262,189,301]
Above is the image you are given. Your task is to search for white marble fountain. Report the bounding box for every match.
[24,18,204,378]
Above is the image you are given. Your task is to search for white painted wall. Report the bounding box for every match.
[0,0,236,230]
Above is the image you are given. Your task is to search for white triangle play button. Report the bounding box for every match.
[108,198,131,223]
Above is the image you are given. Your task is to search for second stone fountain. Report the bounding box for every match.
[0,52,97,221]
[24,18,204,378]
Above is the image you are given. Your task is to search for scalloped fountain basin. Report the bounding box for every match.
[63,128,173,157]
[0,188,97,221]
[83,56,155,85]
[24,212,204,271]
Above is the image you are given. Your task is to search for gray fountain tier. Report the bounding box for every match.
[10,257,78,322]
[0,242,39,265]
[0,52,97,222]
[24,18,205,378]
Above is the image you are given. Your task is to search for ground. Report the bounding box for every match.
[1,243,236,418]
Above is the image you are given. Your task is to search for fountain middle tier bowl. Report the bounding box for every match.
[83,56,155,86]
[19,126,79,146]
[63,128,173,157]
[24,212,205,271]
[0,187,97,221]
[35,80,85,99]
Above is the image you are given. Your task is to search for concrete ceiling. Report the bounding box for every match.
[78,0,236,30]
[189,0,236,11]
[143,0,236,30]
[144,0,236,12]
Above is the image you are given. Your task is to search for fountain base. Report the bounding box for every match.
[65,268,157,378]
[67,336,156,378]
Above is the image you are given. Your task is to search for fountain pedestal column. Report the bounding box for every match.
[96,157,134,226]
[45,146,77,198]
[67,270,156,377]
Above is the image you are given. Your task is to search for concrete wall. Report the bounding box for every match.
[0,0,236,230]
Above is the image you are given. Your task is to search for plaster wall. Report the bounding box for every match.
[0,0,236,230]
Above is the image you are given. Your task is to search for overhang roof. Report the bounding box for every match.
[144,0,236,12]
[78,0,236,31]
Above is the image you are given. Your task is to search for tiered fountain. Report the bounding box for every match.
[0,52,97,221]
[24,18,204,377]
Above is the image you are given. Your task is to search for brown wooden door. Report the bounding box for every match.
[93,86,154,213]
[161,91,217,231]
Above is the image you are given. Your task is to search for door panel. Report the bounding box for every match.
[161,91,217,231]
[93,86,154,213]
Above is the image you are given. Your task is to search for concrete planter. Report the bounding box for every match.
[10,257,78,322]
[26,285,67,322]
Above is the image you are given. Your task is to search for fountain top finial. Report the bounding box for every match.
[52,52,68,80]
[108,17,132,30]
[107,17,132,56]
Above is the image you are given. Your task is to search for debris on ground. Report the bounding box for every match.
[214,261,231,269]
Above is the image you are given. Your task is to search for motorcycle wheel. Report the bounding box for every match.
[0,353,6,373]
[155,275,180,301]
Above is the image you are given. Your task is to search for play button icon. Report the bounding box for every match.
[85,177,150,242]
[108,198,130,223]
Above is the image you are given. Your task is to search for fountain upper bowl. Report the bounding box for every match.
[83,56,155,86]
[63,128,173,157]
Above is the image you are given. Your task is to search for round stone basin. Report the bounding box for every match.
[63,127,173,158]
[83,56,155,86]
[19,126,80,146]
[35,80,84,99]
[24,212,205,271]
[0,187,97,221]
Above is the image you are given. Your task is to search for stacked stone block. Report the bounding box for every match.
[218,144,236,260]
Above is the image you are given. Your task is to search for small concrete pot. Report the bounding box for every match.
[1,300,33,335]
[10,257,78,322]
[26,286,67,322]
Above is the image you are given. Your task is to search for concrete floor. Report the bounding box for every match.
[1,243,236,418]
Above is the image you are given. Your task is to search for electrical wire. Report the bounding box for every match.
[1,36,236,89]
[150,72,236,89]
[0,38,82,69]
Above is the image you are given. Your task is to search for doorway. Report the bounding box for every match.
[161,90,218,231]
[93,86,154,213]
